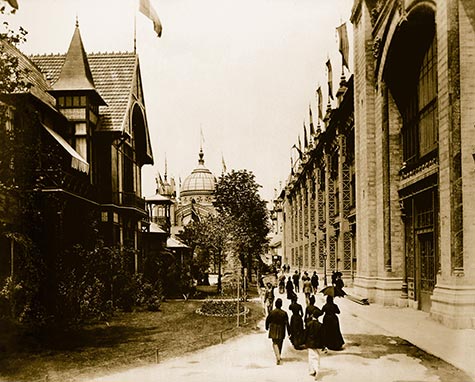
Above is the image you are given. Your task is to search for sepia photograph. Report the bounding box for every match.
[0,0,474,381]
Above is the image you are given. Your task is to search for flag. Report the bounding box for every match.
[156,172,164,193]
[309,105,315,135]
[316,86,323,120]
[221,154,227,173]
[292,144,303,161]
[337,23,350,70]
[139,0,162,37]
[303,121,308,148]
[6,0,18,9]
[326,59,334,100]
[191,200,201,222]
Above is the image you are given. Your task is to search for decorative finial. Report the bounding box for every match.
[75,15,79,28]
[198,148,204,165]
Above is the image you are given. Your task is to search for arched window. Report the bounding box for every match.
[385,6,437,167]
[402,34,438,163]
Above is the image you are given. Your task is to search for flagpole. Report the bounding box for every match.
[134,0,137,54]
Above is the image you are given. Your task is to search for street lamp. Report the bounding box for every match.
[323,251,328,286]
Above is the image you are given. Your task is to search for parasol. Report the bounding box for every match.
[319,285,346,298]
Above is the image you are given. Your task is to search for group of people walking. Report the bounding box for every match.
[264,269,345,380]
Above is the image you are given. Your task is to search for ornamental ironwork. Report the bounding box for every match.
[329,236,336,270]
[343,231,352,271]
[342,162,352,219]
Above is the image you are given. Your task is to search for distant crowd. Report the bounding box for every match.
[261,266,346,380]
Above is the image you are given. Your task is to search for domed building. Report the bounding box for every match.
[175,148,216,229]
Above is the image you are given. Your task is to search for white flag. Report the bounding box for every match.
[139,0,162,37]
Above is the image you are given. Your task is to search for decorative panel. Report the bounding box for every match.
[329,235,336,270]
[311,242,316,267]
[343,231,352,270]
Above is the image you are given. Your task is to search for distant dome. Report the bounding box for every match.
[181,149,216,197]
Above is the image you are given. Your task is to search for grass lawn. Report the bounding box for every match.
[0,298,264,382]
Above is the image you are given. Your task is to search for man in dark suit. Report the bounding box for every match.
[265,298,290,365]
[292,270,301,292]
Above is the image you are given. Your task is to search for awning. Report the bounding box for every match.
[145,192,172,204]
[149,222,167,234]
[42,123,89,174]
[167,236,189,249]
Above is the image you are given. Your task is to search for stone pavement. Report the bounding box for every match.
[343,287,475,381]
[90,287,475,382]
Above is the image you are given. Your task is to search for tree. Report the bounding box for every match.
[214,170,270,282]
[0,6,30,94]
[181,214,232,293]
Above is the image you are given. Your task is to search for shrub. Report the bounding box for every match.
[133,274,162,312]
[197,299,247,317]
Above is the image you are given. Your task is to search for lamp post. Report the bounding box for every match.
[323,251,328,286]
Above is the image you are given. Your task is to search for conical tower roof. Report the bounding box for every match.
[49,21,106,105]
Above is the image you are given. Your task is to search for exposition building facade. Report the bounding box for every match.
[351,0,475,328]
[280,0,475,328]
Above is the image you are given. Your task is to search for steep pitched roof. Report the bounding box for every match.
[31,52,137,131]
[51,25,97,93]
[0,39,56,107]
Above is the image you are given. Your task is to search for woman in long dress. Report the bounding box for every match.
[304,295,321,328]
[285,277,294,300]
[288,295,305,350]
[321,295,345,350]
[278,274,286,294]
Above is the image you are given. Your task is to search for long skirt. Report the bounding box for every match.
[322,314,344,350]
[289,314,305,350]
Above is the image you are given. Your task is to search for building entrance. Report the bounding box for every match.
[403,185,438,312]
[416,232,436,312]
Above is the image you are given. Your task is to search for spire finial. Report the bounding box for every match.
[164,154,168,181]
[75,15,79,28]
[200,125,205,151]
[198,148,204,165]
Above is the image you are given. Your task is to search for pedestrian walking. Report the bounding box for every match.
[285,276,295,300]
[321,295,345,350]
[304,295,321,327]
[303,277,313,306]
[265,298,290,365]
[331,271,337,286]
[278,273,286,294]
[288,295,305,350]
[335,275,346,296]
[311,271,319,294]
[264,282,275,314]
[305,308,325,380]
[292,270,301,292]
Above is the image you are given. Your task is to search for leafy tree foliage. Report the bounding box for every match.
[214,170,270,281]
[181,214,232,293]
[0,7,30,93]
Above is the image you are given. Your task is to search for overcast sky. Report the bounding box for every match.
[6,0,354,201]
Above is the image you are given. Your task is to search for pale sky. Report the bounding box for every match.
[5,0,354,201]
